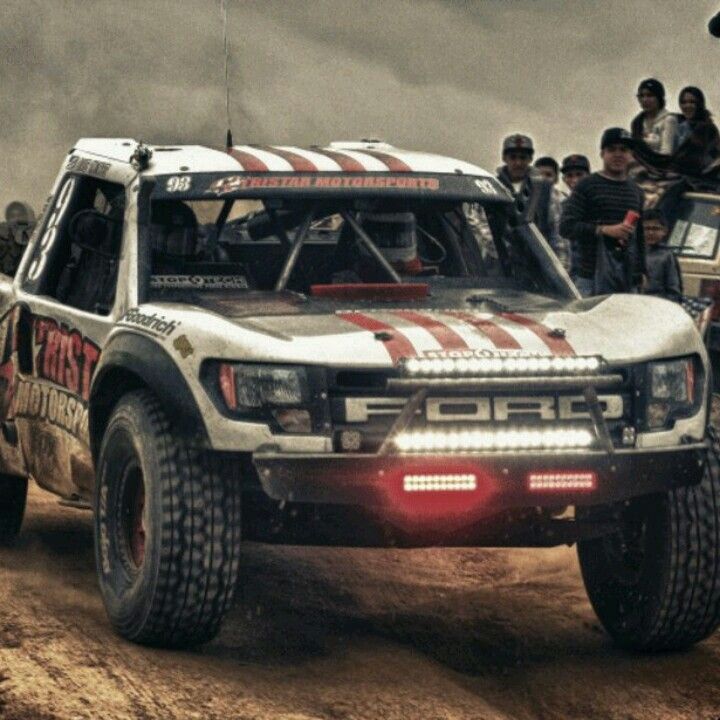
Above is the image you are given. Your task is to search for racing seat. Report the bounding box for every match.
[56,208,122,314]
[151,201,199,271]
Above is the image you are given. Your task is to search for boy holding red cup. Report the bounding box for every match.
[560,128,646,296]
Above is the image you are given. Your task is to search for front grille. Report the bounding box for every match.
[328,366,634,453]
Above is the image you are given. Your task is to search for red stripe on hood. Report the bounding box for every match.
[390,310,469,350]
[338,312,416,364]
[500,312,575,356]
[444,311,521,350]
[312,148,367,172]
[227,148,269,172]
[257,146,318,172]
[357,149,412,172]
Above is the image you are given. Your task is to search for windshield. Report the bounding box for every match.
[144,197,557,300]
[669,195,720,259]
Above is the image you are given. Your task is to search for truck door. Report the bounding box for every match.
[13,169,128,501]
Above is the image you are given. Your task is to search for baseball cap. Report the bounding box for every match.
[560,154,590,173]
[502,134,534,155]
[600,127,633,150]
[534,156,559,173]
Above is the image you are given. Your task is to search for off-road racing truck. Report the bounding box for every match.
[0,138,718,651]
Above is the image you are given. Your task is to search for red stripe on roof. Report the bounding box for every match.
[500,313,575,356]
[444,311,521,350]
[358,149,412,172]
[391,310,469,351]
[312,148,367,172]
[338,312,416,364]
[257,146,318,172]
[227,148,269,172]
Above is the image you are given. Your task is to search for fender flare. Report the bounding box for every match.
[88,330,209,461]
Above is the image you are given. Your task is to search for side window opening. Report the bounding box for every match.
[25,175,125,315]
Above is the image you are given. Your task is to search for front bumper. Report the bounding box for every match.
[253,444,707,524]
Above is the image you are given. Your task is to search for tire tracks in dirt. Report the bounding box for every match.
[1,485,720,719]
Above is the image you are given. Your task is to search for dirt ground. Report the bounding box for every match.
[0,485,718,720]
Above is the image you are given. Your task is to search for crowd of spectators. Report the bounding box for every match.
[487,77,720,300]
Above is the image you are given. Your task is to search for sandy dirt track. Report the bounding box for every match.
[0,485,719,720]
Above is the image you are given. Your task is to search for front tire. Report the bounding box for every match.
[578,428,720,651]
[0,476,27,545]
[94,390,241,647]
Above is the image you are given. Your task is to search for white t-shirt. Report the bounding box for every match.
[642,109,678,154]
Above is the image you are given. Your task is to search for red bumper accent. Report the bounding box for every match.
[253,446,705,528]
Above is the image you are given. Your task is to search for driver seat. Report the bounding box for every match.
[56,208,123,314]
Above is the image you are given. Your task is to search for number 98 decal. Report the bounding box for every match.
[165,175,192,193]
[27,176,77,283]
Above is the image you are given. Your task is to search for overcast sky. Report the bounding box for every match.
[2,0,719,212]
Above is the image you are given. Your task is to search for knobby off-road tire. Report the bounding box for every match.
[94,390,241,647]
[0,476,27,544]
[578,427,720,651]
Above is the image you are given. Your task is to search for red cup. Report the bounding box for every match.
[623,210,640,228]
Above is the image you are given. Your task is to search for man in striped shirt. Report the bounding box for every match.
[560,128,646,297]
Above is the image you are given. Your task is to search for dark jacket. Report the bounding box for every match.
[0,222,34,277]
[645,243,682,301]
[560,173,646,289]
[674,119,720,175]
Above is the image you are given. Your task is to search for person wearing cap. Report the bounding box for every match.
[534,156,571,272]
[641,208,681,301]
[560,128,646,297]
[630,78,678,155]
[558,155,591,280]
[497,134,562,265]
[534,156,562,191]
[560,154,591,193]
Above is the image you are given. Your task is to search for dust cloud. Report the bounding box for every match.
[1,0,719,212]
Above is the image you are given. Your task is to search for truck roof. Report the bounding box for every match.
[73,138,496,178]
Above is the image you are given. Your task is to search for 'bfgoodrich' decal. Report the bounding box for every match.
[119,308,181,338]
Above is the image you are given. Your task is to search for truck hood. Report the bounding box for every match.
[117,289,705,368]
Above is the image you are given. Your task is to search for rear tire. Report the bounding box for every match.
[0,476,27,545]
[578,427,720,651]
[94,390,241,647]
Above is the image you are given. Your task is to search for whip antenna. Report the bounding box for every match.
[220,0,233,148]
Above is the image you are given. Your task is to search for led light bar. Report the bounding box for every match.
[402,355,602,377]
[403,473,477,492]
[395,427,595,453]
[527,472,597,491]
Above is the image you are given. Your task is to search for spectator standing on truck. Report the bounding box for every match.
[673,86,720,174]
[534,156,571,272]
[560,128,646,297]
[497,135,563,266]
[641,209,681,301]
[630,79,678,155]
[560,154,591,281]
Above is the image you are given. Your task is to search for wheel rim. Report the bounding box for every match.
[120,464,146,569]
